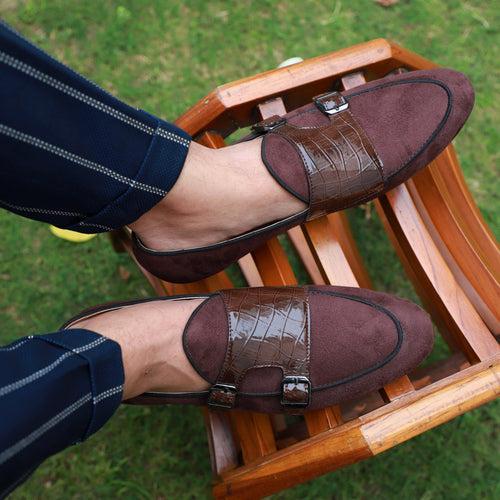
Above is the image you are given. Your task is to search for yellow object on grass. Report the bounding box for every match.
[49,225,97,243]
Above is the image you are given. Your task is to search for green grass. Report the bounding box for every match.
[0,0,499,498]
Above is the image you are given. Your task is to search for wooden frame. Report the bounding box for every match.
[111,39,499,498]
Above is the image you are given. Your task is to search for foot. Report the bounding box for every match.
[68,298,208,400]
[129,138,306,251]
[99,287,434,413]
[130,68,474,255]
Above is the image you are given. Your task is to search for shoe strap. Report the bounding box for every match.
[252,91,385,220]
[207,287,311,410]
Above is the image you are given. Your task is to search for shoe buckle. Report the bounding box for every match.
[313,91,349,115]
[251,115,286,133]
[208,383,237,409]
[281,376,311,408]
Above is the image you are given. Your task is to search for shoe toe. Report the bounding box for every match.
[347,68,474,187]
[308,286,434,408]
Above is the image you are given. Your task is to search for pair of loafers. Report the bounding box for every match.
[71,68,473,413]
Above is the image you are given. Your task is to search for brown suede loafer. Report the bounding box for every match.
[62,286,434,413]
[133,68,474,283]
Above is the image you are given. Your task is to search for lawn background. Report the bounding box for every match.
[0,0,498,498]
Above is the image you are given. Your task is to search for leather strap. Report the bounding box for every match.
[207,287,311,410]
[253,91,384,220]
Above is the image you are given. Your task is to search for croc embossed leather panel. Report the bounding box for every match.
[63,286,434,413]
[133,68,474,283]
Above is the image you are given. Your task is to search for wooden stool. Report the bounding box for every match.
[110,39,499,499]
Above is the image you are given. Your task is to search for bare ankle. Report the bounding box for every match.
[68,299,208,400]
[129,138,306,251]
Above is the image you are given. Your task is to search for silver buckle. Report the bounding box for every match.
[313,91,349,115]
[251,115,286,133]
[207,383,237,409]
[281,375,311,408]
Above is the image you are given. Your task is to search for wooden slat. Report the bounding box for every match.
[176,40,397,136]
[340,71,367,90]
[361,354,500,454]
[287,226,325,284]
[389,42,437,71]
[341,391,386,421]
[305,407,343,436]
[251,237,297,285]
[198,130,226,148]
[377,185,499,361]
[381,377,415,402]
[441,147,499,270]
[256,96,289,117]
[203,272,234,291]
[410,152,499,332]
[231,412,278,464]
[302,217,359,286]
[213,40,393,107]
[374,201,464,353]
[162,281,209,295]
[238,254,264,287]
[176,39,441,139]
[203,409,239,476]
[326,212,373,289]
[271,414,287,434]
[161,271,233,296]
[215,424,370,500]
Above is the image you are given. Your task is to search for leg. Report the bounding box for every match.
[0,328,123,495]
[0,298,206,495]
[0,20,189,233]
[0,20,304,242]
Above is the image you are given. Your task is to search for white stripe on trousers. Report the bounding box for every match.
[0,199,84,218]
[0,50,190,147]
[0,122,167,197]
[0,384,122,466]
[0,338,107,397]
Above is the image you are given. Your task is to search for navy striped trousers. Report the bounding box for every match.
[0,21,191,495]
